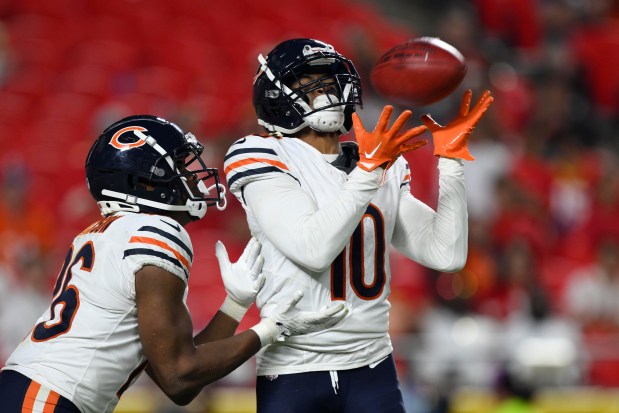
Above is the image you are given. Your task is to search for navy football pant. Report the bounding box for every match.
[0,370,81,412]
[256,353,406,413]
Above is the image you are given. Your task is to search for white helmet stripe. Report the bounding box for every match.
[341,82,352,102]
[258,54,283,89]
[133,130,176,170]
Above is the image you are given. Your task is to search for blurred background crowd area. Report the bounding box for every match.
[0,0,618,412]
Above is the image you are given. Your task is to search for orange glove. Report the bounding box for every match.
[421,90,494,161]
[353,105,428,172]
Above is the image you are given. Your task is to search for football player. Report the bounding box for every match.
[0,115,348,413]
[224,38,494,412]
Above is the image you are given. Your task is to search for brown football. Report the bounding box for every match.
[370,37,467,106]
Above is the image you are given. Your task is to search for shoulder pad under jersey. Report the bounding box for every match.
[122,214,193,283]
[224,135,294,193]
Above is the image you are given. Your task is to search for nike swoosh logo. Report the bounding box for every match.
[447,132,465,148]
[235,137,247,145]
[161,220,181,232]
[364,142,382,158]
[359,161,375,169]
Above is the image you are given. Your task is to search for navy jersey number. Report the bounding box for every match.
[331,204,386,300]
[32,242,95,342]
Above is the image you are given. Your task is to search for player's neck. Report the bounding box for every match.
[166,211,191,227]
[297,130,341,154]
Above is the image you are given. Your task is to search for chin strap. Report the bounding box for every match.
[99,189,207,219]
[98,181,227,218]
[305,94,345,133]
[97,200,140,216]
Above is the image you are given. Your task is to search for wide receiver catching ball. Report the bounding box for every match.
[370,37,467,107]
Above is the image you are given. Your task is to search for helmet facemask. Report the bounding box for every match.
[166,136,227,218]
[285,66,355,133]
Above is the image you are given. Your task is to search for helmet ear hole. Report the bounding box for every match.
[127,175,138,191]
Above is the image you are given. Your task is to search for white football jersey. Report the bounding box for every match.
[225,135,412,375]
[2,212,193,413]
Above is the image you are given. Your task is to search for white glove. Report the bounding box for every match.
[251,290,349,347]
[217,237,265,321]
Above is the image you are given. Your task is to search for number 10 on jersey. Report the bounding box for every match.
[331,204,386,301]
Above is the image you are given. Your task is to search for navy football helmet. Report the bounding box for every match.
[253,38,362,135]
[85,115,226,220]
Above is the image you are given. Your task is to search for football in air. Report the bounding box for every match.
[370,37,467,107]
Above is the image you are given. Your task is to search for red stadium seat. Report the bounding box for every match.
[0,118,25,152]
[70,39,140,73]
[35,92,99,126]
[99,93,177,121]
[134,66,189,103]
[18,118,90,210]
[13,0,86,19]
[6,13,58,41]
[0,91,34,123]
[55,65,112,101]
[8,37,65,72]
[2,67,52,99]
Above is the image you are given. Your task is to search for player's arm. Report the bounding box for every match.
[243,168,380,272]
[139,237,263,402]
[239,108,426,273]
[392,157,468,272]
[137,237,348,406]
[136,266,261,405]
[391,91,492,270]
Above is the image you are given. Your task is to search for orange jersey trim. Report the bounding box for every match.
[129,236,191,269]
[22,381,41,412]
[43,391,60,413]
[79,216,121,236]
[21,380,61,413]
[225,158,289,175]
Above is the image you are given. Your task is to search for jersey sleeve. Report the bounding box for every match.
[122,215,193,284]
[224,135,296,200]
[392,157,468,272]
[243,166,383,273]
[392,156,412,189]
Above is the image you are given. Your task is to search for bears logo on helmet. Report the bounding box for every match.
[86,115,226,220]
[108,126,148,151]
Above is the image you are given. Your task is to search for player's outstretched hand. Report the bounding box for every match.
[421,89,494,161]
[251,291,348,346]
[353,105,427,172]
[217,237,265,321]
[269,290,348,337]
